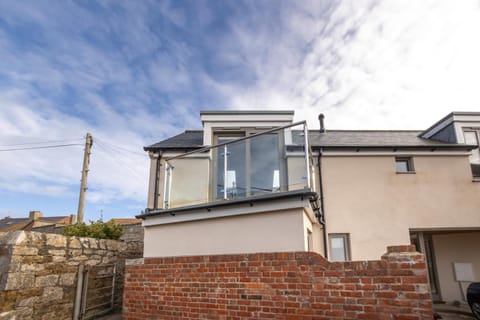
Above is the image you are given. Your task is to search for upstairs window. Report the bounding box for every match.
[464,130,480,178]
[395,157,415,173]
[214,130,285,200]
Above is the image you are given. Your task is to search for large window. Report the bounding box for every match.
[214,131,285,199]
[464,130,480,178]
[329,233,350,262]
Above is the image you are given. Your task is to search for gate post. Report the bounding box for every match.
[73,264,84,320]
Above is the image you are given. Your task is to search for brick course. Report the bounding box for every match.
[123,245,433,320]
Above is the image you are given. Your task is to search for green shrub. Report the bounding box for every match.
[62,220,123,240]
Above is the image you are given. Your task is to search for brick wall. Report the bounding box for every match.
[123,245,433,320]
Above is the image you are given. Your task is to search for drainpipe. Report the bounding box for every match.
[318,113,328,259]
[318,148,328,259]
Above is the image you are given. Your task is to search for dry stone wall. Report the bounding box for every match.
[0,231,141,320]
[119,223,144,257]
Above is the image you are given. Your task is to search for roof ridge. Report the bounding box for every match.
[309,129,423,133]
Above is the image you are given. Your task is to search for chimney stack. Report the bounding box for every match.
[29,210,42,221]
[319,113,326,133]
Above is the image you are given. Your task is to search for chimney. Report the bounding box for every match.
[69,214,77,225]
[29,211,42,221]
[319,113,326,133]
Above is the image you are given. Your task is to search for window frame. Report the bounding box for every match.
[463,129,480,179]
[328,233,351,262]
[211,128,287,200]
[395,157,415,174]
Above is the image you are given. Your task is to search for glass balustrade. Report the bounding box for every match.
[163,121,315,209]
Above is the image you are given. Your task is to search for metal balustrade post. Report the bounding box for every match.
[223,144,228,200]
[303,123,311,189]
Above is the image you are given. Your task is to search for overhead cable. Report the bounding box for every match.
[0,138,84,147]
[0,143,83,152]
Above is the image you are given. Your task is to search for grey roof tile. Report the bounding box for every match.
[145,129,465,151]
[144,130,203,151]
[308,130,460,147]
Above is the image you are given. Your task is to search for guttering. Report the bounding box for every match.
[311,144,475,151]
[138,190,317,219]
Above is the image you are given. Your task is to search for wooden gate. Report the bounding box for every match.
[74,264,117,320]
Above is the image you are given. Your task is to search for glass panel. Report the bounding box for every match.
[162,122,313,209]
[216,138,246,199]
[464,131,480,177]
[330,236,346,261]
[396,160,409,172]
[250,133,280,195]
[464,131,478,145]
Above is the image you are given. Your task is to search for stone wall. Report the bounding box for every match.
[123,245,433,320]
[0,231,141,320]
[119,223,144,257]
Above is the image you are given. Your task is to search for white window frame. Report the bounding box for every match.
[395,157,415,174]
[328,233,351,262]
[463,129,480,178]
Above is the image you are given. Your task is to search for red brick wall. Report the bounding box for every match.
[123,245,433,320]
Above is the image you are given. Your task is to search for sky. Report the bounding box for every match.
[1,0,480,222]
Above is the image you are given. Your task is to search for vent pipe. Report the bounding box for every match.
[319,113,325,133]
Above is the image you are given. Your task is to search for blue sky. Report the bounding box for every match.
[1,0,480,221]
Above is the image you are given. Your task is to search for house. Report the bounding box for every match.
[139,110,480,304]
[0,210,76,232]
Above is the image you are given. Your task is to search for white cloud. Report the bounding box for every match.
[215,0,480,130]
[1,0,480,219]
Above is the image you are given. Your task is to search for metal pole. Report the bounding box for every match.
[77,133,93,224]
[163,162,170,209]
[303,124,311,189]
[223,144,228,200]
[73,264,84,320]
[110,264,116,310]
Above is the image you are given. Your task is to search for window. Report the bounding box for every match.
[395,157,414,173]
[307,229,313,252]
[214,131,285,199]
[329,233,350,261]
[464,130,480,178]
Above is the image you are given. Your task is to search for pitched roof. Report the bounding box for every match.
[0,217,30,232]
[0,215,72,232]
[308,130,464,148]
[145,129,469,152]
[144,130,203,151]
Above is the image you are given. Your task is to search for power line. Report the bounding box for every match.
[95,137,147,157]
[94,140,146,179]
[0,138,84,147]
[0,143,83,152]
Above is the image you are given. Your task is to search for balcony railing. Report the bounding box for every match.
[163,121,315,209]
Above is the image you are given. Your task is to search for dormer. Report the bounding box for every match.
[420,112,480,177]
[200,110,294,145]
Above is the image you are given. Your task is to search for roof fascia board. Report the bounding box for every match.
[320,150,472,157]
[141,194,314,227]
[312,145,474,151]
[200,110,294,115]
[420,112,480,139]
[420,113,454,139]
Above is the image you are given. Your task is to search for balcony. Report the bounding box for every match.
[162,121,316,209]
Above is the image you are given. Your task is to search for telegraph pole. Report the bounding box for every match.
[77,133,93,224]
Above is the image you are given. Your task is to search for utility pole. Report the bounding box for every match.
[77,133,93,224]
